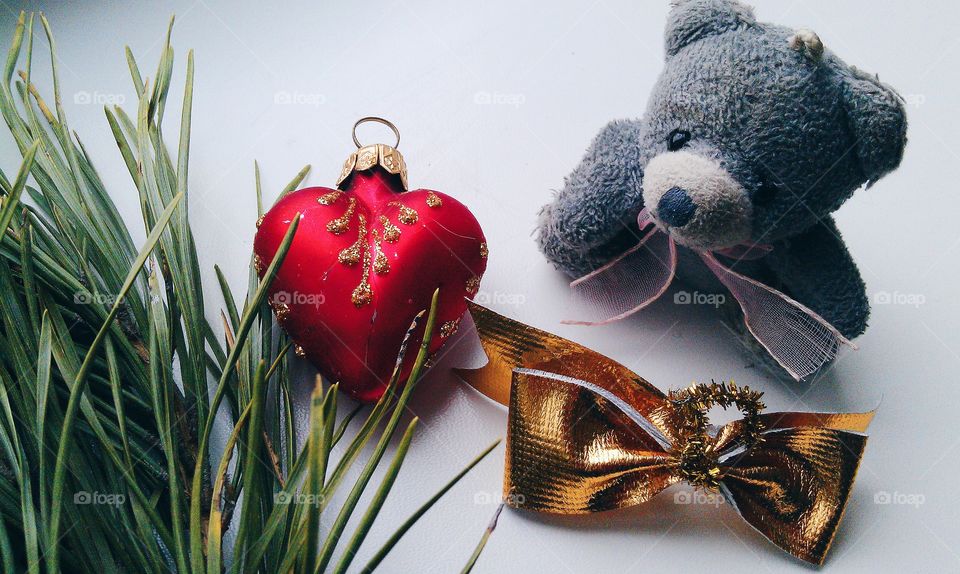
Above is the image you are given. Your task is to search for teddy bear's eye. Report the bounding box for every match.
[667,129,691,151]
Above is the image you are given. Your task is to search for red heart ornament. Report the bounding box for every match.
[253,138,487,402]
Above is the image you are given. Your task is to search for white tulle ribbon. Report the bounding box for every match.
[566,209,854,380]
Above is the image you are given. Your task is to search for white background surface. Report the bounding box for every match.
[1,0,958,572]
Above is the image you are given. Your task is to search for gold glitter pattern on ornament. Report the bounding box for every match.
[327,197,357,235]
[440,318,461,338]
[380,215,401,243]
[479,242,489,259]
[465,275,481,295]
[294,344,306,357]
[349,223,374,308]
[338,214,367,266]
[318,190,343,205]
[389,201,419,225]
[351,244,373,308]
[255,214,265,228]
[425,191,443,208]
[272,302,290,322]
[372,229,390,275]
[253,254,265,275]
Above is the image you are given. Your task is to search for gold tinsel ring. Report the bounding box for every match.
[666,381,766,490]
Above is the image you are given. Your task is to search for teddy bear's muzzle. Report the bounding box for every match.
[643,151,753,251]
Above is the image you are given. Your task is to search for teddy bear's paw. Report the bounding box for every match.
[537,119,647,277]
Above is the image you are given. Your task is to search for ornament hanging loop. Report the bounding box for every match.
[338,117,409,190]
[352,116,401,149]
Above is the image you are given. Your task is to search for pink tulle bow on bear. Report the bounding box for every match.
[565,209,854,380]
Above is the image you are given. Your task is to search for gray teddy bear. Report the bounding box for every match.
[537,0,907,378]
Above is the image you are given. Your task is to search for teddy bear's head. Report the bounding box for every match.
[640,0,907,251]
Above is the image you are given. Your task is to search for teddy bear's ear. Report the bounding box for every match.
[665,0,755,56]
[842,68,908,186]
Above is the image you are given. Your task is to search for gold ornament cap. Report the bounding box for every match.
[336,117,408,191]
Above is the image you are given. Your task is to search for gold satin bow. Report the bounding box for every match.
[457,301,873,565]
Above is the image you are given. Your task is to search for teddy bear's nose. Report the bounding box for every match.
[656,186,697,227]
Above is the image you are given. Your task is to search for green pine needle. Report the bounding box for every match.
[0,11,501,574]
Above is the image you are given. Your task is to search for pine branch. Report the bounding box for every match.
[0,11,500,574]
